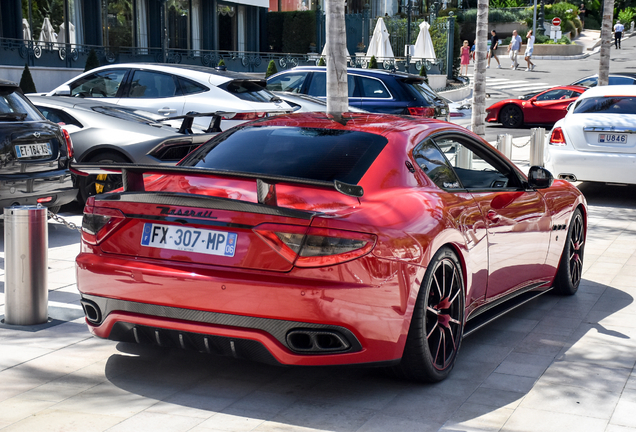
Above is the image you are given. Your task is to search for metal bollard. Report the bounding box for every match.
[530,127,546,167]
[4,205,48,325]
[496,133,513,160]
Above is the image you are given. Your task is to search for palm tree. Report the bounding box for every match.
[470,0,488,136]
[598,0,615,86]
[325,0,348,117]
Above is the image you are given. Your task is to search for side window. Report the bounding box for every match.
[266,73,308,93]
[536,89,570,101]
[412,139,461,189]
[433,136,520,190]
[575,77,597,87]
[359,76,391,99]
[307,72,326,97]
[36,106,82,127]
[608,76,636,85]
[178,78,208,95]
[70,69,127,98]
[128,71,179,99]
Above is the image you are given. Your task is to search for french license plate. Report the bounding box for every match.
[140,223,237,257]
[15,143,52,158]
[598,133,627,144]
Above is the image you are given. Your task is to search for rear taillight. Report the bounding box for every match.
[81,198,126,245]
[549,127,567,146]
[254,224,376,267]
[223,112,267,121]
[62,128,74,159]
[407,106,436,117]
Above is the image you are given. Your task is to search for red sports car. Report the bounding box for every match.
[486,85,586,128]
[74,112,586,382]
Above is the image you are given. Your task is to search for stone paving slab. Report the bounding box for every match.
[1,154,636,431]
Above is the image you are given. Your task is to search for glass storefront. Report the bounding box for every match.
[21,0,83,45]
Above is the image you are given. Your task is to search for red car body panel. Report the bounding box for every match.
[486,85,586,125]
[75,112,586,366]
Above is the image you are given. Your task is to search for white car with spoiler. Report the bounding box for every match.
[545,85,636,185]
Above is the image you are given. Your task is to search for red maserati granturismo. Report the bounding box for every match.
[74,112,586,382]
[486,85,586,128]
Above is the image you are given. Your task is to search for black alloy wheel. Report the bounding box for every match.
[500,105,523,128]
[78,152,127,204]
[554,208,585,295]
[393,247,465,382]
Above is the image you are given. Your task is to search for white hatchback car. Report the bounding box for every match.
[545,85,636,185]
[45,63,292,129]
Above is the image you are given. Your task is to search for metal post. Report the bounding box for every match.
[446,13,455,80]
[64,0,71,67]
[533,0,537,36]
[406,0,412,73]
[456,145,473,169]
[530,127,546,167]
[497,133,513,160]
[4,206,48,326]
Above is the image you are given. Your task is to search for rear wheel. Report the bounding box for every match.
[553,208,585,295]
[500,105,523,128]
[78,152,128,204]
[392,247,465,382]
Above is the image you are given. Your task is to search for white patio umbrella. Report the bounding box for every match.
[321,43,350,58]
[22,19,32,41]
[38,17,57,46]
[412,21,436,61]
[57,22,76,47]
[366,17,394,61]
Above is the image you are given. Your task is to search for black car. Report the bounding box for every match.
[0,80,76,213]
[266,66,449,120]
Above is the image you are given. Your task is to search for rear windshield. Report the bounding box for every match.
[403,79,435,106]
[0,87,44,121]
[220,80,276,103]
[181,126,388,184]
[573,96,636,114]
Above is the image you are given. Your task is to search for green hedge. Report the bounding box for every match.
[267,11,316,53]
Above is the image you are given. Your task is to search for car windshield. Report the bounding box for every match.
[573,96,636,114]
[0,87,44,121]
[221,80,277,103]
[181,126,388,184]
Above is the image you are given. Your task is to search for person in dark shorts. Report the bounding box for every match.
[487,30,501,69]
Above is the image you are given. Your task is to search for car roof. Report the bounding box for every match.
[275,66,424,80]
[0,79,19,87]
[581,85,636,97]
[81,63,265,86]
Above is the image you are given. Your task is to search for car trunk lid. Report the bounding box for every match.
[563,114,636,154]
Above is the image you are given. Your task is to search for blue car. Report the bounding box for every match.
[266,67,449,120]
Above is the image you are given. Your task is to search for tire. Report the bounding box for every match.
[78,152,128,204]
[499,105,524,128]
[392,247,465,382]
[553,208,585,296]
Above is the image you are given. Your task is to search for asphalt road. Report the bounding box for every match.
[450,34,636,142]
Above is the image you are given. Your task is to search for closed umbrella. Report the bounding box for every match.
[38,17,57,47]
[58,22,76,47]
[412,21,436,60]
[366,17,394,61]
[22,19,32,42]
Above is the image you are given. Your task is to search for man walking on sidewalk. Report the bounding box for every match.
[614,20,624,48]
[508,30,522,69]
[487,29,502,69]
[524,30,535,71]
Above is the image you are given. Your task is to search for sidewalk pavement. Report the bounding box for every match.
[0,144,635,432]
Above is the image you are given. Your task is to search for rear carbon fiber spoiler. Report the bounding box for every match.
[161,111,235,134]
[71,163,364,205]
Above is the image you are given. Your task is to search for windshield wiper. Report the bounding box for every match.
[0,112,28,121]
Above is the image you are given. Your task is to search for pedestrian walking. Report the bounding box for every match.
[579,3,586,29]
[487,30,501,68]
[508,30,522,69]
[614,20,624,49]
[471,39,476,62]
[524,30,535,71]
[460,40,471,76]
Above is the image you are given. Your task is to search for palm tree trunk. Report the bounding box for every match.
[470,0,488,136]
[598,0,615,86]
[325,0,349,116]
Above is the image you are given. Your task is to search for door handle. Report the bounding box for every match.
[487,210,500,222]
[158,108,177,114]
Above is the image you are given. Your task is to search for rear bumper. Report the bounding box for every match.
[0,169,77,210]
[545,146,636,184]
[76,252,412,366]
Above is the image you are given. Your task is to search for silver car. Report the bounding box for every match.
[29,96,214,202]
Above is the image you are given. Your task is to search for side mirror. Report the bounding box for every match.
[527,166,554,189]
[53,85,71,96]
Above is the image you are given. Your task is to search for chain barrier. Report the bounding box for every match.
[47,210,82,232]
[512,136,532,148]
